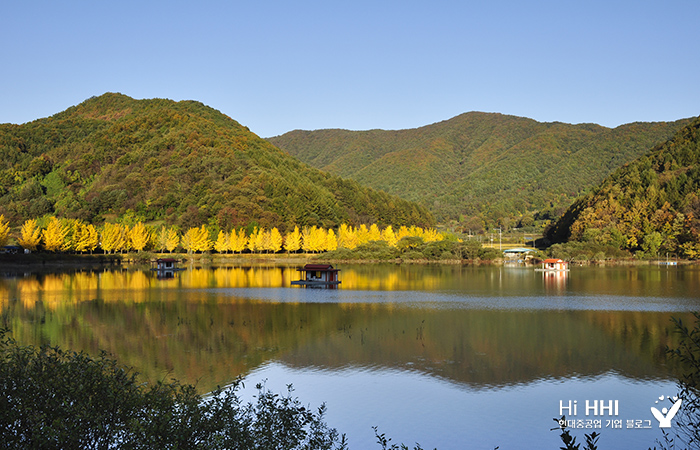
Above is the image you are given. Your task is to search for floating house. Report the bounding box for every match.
[291,264,341,288]
[150,258,184,279]
[536,258,569,272]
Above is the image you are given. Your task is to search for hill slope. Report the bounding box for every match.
[547,116,700,258]
[0,93,433,230]
[268,113,691,225]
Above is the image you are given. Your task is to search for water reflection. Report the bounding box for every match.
[0,265,697,393]
[1,264,698,449]
[240,362,676,450]
[2,264,699,307]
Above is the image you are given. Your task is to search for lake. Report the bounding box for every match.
[1,263,699,449]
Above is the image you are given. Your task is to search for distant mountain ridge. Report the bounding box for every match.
[0,93,434,230]
[268,112,693,225]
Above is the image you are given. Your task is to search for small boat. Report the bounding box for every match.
[291,264,341,288]
[535,258,570,272]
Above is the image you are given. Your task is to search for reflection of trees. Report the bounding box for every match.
[1,269,692,394]
[282,309,691,387]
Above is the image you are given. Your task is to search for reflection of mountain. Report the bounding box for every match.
[0,268,692,393]
[279,308,686,388]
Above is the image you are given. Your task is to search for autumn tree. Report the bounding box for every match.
[423,228,442,242]
[284,226,301,253]
[129,222,150,252]
[396,225,411,241]
[248,227,264,253]
[214,230,231,253]
[42,217,70,253]
[182,226,211,253]
[101,223,122,254]
[85,224,99,253]
[356,224,370,246]
[181,228,196,254]
[382,225,397,247]
[230,229,248,253]
[156,226,169,253]
[165,227,180,253]
[118,224,132,253]
[326,229,338,251]
[302,226,326,253]
[268,227,283,253]
[62,219,80,252]
[18,219,42,251]
[368,223,381,242]
[260,228,272,253]
[337,224,358,249]
[74,223,99,253]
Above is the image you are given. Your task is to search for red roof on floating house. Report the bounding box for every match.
[299,264,340,271]
[543,259,566,264]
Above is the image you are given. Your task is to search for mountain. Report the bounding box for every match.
[547,116,700,258]
[267,113,692,225]
[0,93,434,230]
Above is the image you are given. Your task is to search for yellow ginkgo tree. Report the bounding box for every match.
[284,226,301,253]
[42,217,69,252]
[18,218,42,251]
[129,222,150,252]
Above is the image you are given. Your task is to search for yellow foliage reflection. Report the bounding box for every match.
[3,265,700,313]
[1,265,699,394]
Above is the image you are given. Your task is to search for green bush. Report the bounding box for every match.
[420,240,457,260]
[548,241,629,261]
[396,236,424,251]
[321,241,400,261]
[401,251,426,261]
[478,247,502,261]
[456,240,483,259]
[0,329,347,450]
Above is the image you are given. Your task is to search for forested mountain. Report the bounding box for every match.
[268,113,691,226]
[0,93,433,231]
[547,116,700,259]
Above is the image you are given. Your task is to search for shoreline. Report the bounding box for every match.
[0,252,694,273]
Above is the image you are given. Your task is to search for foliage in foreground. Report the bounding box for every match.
[0,329,346,450]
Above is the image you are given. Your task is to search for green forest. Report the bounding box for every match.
[269,113,691,228]
[0,93,433,233]
[547,116,700,259]
[3,93,700,260]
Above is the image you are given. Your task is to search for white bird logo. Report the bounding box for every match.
[651,396,682,428]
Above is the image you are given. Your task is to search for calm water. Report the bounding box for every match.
[1,263,699,449]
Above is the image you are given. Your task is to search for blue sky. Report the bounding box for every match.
[1,0,698,137]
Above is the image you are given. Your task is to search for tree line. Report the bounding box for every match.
[0,214,444,255]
